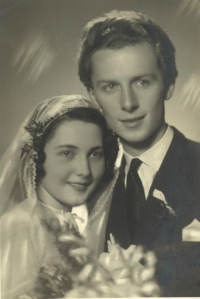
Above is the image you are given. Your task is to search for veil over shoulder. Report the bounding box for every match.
[85,168,119,256]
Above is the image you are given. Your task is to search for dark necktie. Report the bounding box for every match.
[126,158,146,240]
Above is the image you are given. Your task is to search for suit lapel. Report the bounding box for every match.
[149,128,194,215]
[149,128,186,208]
[135,129,196,246]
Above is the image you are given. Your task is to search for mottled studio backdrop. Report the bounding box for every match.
[0,0,200,156]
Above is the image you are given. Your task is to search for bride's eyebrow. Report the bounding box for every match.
[55,145,104,151]
[90,146,104,151]
[55,145,78,149]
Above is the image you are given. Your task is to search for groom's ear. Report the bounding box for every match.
[88,88,95,100]
[165,83,175,101]
[88,88,100,107]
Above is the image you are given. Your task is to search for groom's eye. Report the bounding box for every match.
[107,84,116,89]
[103,83,119,91]
[135,79,151,87]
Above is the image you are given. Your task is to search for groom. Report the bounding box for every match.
[78,10,200,295]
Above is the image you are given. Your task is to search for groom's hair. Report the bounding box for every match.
[36,107,119,184]
[78,10,178,90]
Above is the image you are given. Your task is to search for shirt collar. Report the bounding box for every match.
[123,125,174,171]
[37,184,69,219]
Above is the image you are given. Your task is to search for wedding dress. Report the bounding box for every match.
[0,95,118,299]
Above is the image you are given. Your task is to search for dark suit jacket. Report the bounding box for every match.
[105,128,200,296]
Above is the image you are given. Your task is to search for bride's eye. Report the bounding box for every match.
[90,150,104,158]
[62,151,72,157]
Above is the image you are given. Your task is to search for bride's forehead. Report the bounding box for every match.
[44,121,103,150]
[50,120,102,138]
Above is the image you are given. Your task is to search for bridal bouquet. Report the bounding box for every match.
[66,235,160,298]
[17,218,160,298]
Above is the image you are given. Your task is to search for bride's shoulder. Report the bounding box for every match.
[0,200,40,232]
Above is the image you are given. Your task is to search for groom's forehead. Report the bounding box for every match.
[90,43,159,75]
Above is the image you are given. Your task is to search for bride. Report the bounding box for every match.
[0,95,119,299]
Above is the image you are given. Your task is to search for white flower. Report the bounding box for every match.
[153,189,167,204]
[153,189,176,216]
[182,218,200,241]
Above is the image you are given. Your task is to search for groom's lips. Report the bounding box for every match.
[120,115,145,127]
[120,115,145,122]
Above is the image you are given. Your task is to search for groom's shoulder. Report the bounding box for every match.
[182,133,200,161]
[172,126,200,155]
[186,137,200,154]
[186,137,200,177]
[174,128,200,184]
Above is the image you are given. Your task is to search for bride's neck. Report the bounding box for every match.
[37,184,71,213]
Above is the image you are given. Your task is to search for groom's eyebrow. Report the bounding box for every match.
[96,73,155,85]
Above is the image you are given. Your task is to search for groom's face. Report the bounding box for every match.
[88,42,173,153]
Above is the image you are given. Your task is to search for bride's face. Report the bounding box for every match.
[40,120,105,210]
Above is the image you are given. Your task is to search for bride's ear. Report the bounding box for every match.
[165,83,175,101]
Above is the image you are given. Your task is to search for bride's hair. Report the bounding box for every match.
[35,107,119,184]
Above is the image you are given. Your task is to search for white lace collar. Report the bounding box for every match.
[37,184,88,234]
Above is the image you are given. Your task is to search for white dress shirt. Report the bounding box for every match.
[123,126,174,199]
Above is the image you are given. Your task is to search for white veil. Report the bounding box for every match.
[0,95,106,299]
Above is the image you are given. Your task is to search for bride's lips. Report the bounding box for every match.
[67,182,91,191]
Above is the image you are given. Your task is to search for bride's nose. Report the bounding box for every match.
[74,156,91,177]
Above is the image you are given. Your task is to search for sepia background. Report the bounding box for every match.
[0,0,200,157]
